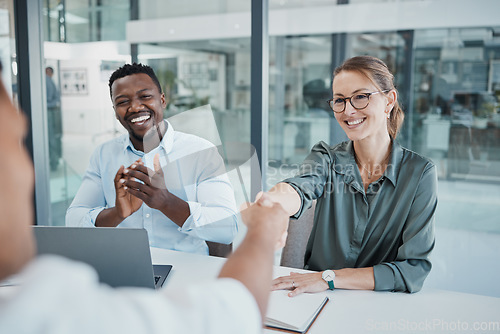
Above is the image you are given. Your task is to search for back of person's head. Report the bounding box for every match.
[108,63,162,98]
[334,55,404,139]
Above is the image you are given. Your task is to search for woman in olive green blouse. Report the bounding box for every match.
[267,56,437,294]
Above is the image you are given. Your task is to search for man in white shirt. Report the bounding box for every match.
[66,63,238,254]
[0,61,289,333]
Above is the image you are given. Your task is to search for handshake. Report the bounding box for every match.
[240,191,290,251]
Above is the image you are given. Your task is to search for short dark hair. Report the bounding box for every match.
[108,63,162,98]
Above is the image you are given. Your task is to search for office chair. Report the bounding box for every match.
[280,200,316,269]
[207,241,232,258]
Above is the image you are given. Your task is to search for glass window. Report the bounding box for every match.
[268,35,340,186]
[411,27,500,233]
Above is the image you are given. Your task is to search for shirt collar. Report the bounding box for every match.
[121,120,174,155]
[332,141,361,192]
[332,139,403,188]
[332,141,356,175]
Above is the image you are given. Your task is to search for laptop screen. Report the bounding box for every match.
[33,226,170,289]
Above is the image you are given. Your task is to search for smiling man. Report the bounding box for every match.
[66,63,238,254]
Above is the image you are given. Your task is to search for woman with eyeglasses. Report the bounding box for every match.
[265,55,437,295]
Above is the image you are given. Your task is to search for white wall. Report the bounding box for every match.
[59,58,117,136]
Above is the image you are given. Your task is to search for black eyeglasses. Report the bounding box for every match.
[326,90,389,113]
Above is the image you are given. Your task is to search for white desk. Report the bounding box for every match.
[152,248,500,334]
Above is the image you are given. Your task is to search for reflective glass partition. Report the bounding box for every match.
[135,38,253,210]
[268,35,336,175]
[411,28,500,234]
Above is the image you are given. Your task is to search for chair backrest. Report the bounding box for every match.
[207,241,232,258]
[280,200,316,269]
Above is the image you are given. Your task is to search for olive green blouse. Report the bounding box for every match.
[283,140,437,293]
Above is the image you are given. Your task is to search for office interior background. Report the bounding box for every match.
[1,0,499,297]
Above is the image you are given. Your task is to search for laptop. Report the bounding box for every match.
[32,226,172,289]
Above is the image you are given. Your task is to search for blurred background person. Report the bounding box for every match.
[46,66,62,171]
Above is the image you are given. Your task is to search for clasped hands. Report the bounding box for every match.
[113,153,170,219]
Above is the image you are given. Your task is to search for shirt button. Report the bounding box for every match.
[145,213,151,218]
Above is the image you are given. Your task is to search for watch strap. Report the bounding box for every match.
[327,280,335,290]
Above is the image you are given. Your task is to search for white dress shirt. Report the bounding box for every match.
[66,121,238,254]
[0,256,261,334]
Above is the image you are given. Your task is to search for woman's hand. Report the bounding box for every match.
[272,272,329,297]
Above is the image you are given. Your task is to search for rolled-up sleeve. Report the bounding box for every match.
[374,163,437,292]
[178,145,238,244]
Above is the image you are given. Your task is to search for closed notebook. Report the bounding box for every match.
[265,291,329,333]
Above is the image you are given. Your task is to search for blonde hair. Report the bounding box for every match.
[333,56,404,139]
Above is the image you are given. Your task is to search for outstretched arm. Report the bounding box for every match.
[218,194,289,318]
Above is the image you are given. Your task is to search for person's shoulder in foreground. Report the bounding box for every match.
[0,60,289,334]
[0,255,260,334]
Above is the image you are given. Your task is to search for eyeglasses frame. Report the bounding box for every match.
[326,89,390,113]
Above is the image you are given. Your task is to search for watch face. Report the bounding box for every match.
[322,270,335,281]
